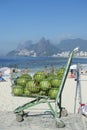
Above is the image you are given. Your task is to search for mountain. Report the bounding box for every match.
[7,37,60,56]
[32,37,60,56]
[57,38,87,51]
[16,40,33,51]
[7,38,87,57]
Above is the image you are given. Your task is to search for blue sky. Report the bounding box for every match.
[0,0,87,53]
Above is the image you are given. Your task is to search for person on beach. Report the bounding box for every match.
[50,65,54,74]
[44,66,49,77]
[23,68,29,74]
[0,71,5,81]
[70,69,75,78]
[10,68,19,85]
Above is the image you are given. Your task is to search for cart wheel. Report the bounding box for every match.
[44,110,54,115]
[19,111,24,116]
[61,108,68,117]
[56,120,65,128]
[16,114,24,122]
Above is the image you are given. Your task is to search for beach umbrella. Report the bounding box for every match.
[70,64,77,70]
[0,67,10,73]
[4,68,11,75]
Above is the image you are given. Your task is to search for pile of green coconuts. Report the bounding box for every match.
[12,67,64,100]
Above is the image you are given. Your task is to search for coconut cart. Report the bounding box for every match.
[14,47,78,128]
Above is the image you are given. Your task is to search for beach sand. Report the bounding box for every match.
[0,76,87,130]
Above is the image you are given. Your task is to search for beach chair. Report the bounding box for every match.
[14,47,78,128]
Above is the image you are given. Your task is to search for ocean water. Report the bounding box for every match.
[0,56,87,73]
